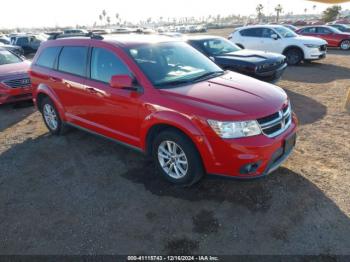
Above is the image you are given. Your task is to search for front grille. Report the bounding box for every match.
[3,78,31,88]
[257,58,286,73]
[319,45,327,51]
[257,102,292,138]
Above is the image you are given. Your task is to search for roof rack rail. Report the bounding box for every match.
[49,32,104,40]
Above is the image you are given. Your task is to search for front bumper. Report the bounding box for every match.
[304,48,327,60]
[255,63,288,83]
[204,113,298,179]
[0,84,33,104]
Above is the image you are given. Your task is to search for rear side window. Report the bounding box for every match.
[36,47,61,69]
[301,27,316,34]
[317,27,332,34]
[58,46,88,77]
[240,28,261,37]
[90,47,130,83]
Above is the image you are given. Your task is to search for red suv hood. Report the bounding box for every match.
[0,61,30,80]
[160,71,288,121]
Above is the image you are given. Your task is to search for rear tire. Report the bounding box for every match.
[40,97,66,136]
[284,48,303,65]
[340,40,350,50]
[152,129,204,186]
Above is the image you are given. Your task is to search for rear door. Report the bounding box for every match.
[316,27,337,46]
[54,45,90,121]
[239,28,263,50]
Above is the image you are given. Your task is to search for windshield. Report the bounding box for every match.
[274,27,297,38]
[0,49,22,65]
[328,27,343,34]
[199,38,241,55]
[128,42,223,88]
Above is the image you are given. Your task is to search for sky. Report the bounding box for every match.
[1,0,350,29]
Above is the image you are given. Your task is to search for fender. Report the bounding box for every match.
[35,84,67,122]
[140,110,217,170]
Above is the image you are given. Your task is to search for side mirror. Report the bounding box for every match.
[271,34,279,40]
[110,75,134,89]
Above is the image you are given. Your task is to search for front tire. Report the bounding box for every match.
[152,129,204,186]
[340,40,350,50]
[284,48,303,65]
[40,97,65,135]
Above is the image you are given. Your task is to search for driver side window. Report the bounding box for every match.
[261,28,275,38]
[90,47,130,84]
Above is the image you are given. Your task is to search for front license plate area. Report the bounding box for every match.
[284,133,296,153]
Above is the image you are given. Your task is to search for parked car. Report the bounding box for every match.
[186,36,287,83]
[63,29,88,35]
[29,35,297,185]
[229,25,328,65]
[160,32,183,38]
[0,35,11,45]
[0,47,32,104]
[12,34,48,54]
[327,24,350,33]
[0,42,24,56]
[296,26,350,50]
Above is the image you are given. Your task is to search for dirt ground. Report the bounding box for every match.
[0,30,349,255]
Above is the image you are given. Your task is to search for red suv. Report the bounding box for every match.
[297,26,350,50]
[29,35,298,185]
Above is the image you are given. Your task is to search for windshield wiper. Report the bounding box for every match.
[191,71,224,83]
[155,79,192,88]
[155,71,224,89]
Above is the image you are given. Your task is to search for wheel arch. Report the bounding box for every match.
[35,84,66,121]
[282,45,305,59]
[141,111,216,171]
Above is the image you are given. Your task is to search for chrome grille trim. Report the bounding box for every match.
[257,102,292,138]
[2,78,31,89]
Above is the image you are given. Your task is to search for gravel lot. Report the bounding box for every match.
[0,31,349,255]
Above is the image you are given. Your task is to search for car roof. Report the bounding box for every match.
[44,34,180,48]
[237,24,284,30]
[185,35,222,41]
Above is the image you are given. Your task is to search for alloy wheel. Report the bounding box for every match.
[340,40,350,50]
[43,104,58,131]
[157,140,189,179]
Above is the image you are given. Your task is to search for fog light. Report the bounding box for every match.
[240,161,262,175]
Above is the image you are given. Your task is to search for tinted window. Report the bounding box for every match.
[261,28,275,38]
[58,46,88,77]
[36,46,61,68]
[16,37,29,45]
[240,28,261,37]
[317,27,332,34]
[90,48,130,83]
[302,27,316,34]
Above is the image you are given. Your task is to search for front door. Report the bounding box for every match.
[82,46,142,147]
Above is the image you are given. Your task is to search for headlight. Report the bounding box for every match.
[304,44,319,48]
[207,120,261,139]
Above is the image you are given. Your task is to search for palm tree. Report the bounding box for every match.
[256,4,264,23]
[99,15,103,25]
[115,13,119,25]
[275,4,283,23]
[107,16,111,25]
[304,8,308,15]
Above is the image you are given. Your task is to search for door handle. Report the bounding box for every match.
[49,76,60,82]
[86,87,98,93]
